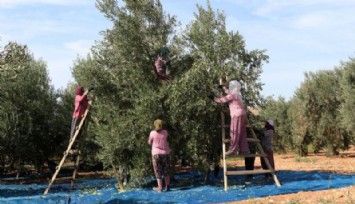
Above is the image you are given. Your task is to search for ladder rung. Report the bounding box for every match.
[225,169,274,176]
[247,138,260,142]
[220,113,282,190]
[223,138,260,143]
[55,177,75,181]
[61,166,78,170]
[65,150,81,155]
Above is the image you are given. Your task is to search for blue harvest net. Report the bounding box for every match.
[0,170,354,204]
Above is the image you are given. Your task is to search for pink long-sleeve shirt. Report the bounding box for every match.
[148,129,171,155]
[72,94,88,119]
[214,93,246,117]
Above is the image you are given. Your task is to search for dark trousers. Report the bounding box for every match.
[261,150,275,169]
[69,117,87,148]
[70,118,79,139]
[245,157,255,179]
[261,150,275,178]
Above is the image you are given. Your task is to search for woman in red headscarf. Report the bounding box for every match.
[70,86,90,140]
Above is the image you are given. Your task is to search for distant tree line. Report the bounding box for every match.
[0,41,74,175]
[259,60,355,156]
[0,0,354,189]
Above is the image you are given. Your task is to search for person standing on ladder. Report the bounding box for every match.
[70,86,92,142]
[213,79,250,156]
[154,46,171,81]
[43,86,93,196]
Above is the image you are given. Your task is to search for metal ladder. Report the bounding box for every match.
[221,111,281,191]
[43,102,91,195]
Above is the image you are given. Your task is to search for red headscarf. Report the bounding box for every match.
[75,86,84,95]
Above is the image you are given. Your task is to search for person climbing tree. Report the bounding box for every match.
[148,119,171,192]
[213,79,250,156]
[154,46,171,81]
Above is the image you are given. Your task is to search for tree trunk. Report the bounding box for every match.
[112,164,124,192]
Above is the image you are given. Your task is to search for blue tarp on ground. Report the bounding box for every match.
[0,170,354,204]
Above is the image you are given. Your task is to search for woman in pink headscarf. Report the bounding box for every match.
[70,86,90,140]
[214,80,250,156]
[148,119,171,192]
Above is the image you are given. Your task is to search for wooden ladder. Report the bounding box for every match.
[221,111,281,191]
[43,102,91,195]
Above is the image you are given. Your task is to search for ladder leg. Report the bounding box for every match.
[221,112,228,191]
[44,152,69,195]
[71,154,80,189]
[263,151,281,186]
[223,142,228,191]
[44,105,90,195]
[272,172,281,187]
[221,120,282,190]
[250,128,281,187]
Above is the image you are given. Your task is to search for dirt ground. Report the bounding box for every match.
[227,146,355,204]
[1,147,354,203]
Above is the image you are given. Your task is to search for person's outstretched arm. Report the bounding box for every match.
[214,94,233,104]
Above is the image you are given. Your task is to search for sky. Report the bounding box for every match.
[1,0,354,100]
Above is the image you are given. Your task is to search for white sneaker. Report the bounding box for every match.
[225,150,235,156]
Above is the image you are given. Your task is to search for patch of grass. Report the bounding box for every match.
[249,201,263,204]
[248,198,302,204]
[294,155,317,163]
[317,195,355,204]
[81,188,101,195]
[318,198,336,204]
[174,178,194,187]
[226,157,244,162]
[283,199,301,204]
[346,194,355,204]
[286,200,301,204]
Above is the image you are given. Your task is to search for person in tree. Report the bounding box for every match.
[70,86,92,141]
[148,119,171,192]
[154,46,171,81]
[261,119,275,180]
[213,80,250,156]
